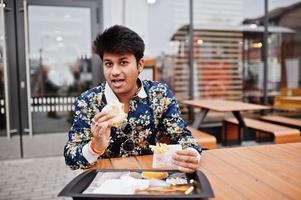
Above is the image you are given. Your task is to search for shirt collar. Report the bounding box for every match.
[104,78,147,102]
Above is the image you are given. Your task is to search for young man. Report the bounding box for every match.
[64,25,201,173]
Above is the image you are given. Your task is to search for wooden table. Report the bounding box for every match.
[282,96,301,101]
[181,99,270,144]
[94,143,301,199]
[275,96,301,110]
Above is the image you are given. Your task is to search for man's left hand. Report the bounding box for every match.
[172,149,200,173]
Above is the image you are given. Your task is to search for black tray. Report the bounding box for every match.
[58,169,214,200]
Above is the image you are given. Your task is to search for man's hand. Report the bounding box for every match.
[90,111,115,152]
[172,149,200,173]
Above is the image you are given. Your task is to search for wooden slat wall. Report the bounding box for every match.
[173,29,243,102]
[172,29,243,119]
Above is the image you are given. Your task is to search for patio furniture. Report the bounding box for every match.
[223,117,300,144]
[274,96,301,110]
[93,143,301,199]
[259,115,301,130]
[181,99,270,145]
[187,126,217,149]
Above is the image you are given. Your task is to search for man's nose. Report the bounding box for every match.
[111,65,121,75]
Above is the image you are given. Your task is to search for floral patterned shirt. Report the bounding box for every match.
[64,80,202,170]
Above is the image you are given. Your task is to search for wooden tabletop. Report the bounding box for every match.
[181,99,270,112]
[274,96,301,110]
[94,143,301,199]
[281,96,301,101]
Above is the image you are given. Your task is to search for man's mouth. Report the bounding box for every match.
[111,78,125,88]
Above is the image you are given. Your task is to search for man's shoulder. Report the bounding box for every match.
[143,80,173,98]
[77,83,105,100]
[143,80,170,92]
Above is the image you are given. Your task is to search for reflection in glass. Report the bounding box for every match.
[242,0,301,104]
[27,6,97,134]
[0,1,6,136]
[269,0,301,94]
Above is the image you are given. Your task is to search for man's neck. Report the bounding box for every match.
[117,83,139,104]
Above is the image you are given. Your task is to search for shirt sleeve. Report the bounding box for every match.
[82,141,102,164]
[64,95,97,170]
[159,86,202,154]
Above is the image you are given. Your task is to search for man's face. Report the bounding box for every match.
[103,52,144,97]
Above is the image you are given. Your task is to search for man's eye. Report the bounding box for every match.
[120,61,128,65]
[105,62,113,67]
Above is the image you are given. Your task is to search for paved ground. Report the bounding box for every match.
[0,133,68,160]
[0,156,80,200]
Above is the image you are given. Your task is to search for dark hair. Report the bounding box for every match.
[94,25,145,63]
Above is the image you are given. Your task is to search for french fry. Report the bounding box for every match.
[149,143,170,154]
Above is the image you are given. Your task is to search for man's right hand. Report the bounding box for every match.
[90,111,115,153]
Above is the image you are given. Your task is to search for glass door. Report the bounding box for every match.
[27,4,95,134]
[0,0,22,159]
[15,0,102,157]
[0,0,7,137]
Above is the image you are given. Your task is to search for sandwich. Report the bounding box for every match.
[102,100,127,128]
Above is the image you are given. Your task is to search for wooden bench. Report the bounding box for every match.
[187,126,217,149]
[274,96,301,111]
[223,118,300,144]
[259,115,301,130]
[279,88,301,96]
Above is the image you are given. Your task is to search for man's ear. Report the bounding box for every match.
[138,58,144,73]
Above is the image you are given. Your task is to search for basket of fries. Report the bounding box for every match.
[150,143,182,169]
